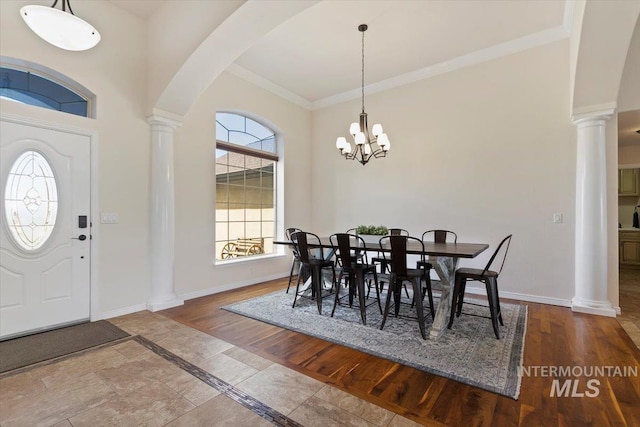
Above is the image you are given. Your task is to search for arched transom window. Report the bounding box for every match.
[0,65,90,118]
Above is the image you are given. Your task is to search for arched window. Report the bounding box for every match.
[0,62,92,118]
[215,112,278,261]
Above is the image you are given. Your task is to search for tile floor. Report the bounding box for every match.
[0,311,425,426]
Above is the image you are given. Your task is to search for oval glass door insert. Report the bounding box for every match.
[4,150,58,251]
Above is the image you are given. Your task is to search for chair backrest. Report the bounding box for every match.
[291,231,321,264]
[389,228,410,236]
[379,235,424,277]
[481,234,513,276]
[422,229,457,243]
[285,227,303,241]
[330,233,367,269]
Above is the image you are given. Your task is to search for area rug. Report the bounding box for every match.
[0,320,130,373]
[223,288,527,399]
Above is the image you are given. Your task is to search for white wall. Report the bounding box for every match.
[0,1,151,316]
[173,71,312,298]
[310,40,576,303]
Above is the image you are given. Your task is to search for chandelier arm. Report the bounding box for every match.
[65,0,75,15]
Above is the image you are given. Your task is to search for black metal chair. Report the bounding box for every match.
[448,234,513,339]
[330,233,382,324]
[285,227,303,293]
[416,230,457,303]
[378,235,434,339]
[290,231,336,314]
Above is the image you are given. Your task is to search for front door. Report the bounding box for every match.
[0,118,91,339]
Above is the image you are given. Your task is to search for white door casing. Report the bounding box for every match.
[1,118,91,339]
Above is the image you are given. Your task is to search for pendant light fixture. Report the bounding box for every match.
[336,24,390,166]
[20,0,101,51]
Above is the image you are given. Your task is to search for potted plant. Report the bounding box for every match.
[355,225,388,244]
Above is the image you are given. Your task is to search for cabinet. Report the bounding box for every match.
[620,231,640,265]
[618,168,640,196]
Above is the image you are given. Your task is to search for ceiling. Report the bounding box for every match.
[109,0,566,103]
[108,1,639,145]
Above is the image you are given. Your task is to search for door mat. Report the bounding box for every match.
[0,320,130,373]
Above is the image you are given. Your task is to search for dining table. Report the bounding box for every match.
[276,236,489,340]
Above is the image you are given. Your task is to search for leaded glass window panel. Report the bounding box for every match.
[4,150,58,251]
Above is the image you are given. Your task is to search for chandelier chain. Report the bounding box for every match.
[361,28,365,113]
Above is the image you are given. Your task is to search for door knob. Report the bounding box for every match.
[72,235,87,241]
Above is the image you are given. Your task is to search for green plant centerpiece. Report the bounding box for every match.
[355,225,388,235]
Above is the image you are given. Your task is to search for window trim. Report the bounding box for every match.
[216,140,279,162]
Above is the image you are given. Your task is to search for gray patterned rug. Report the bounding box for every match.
[223,286,526,399]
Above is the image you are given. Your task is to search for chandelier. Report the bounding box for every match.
[336,24,390,166]
[20,0,101,51]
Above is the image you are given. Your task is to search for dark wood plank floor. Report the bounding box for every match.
[162,277,640,426]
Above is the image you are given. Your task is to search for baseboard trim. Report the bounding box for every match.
[92,303,148,321]
[179,272,290,302]
[463,287,572,308]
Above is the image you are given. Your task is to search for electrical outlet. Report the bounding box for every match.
[553,213,563,224]
[101,213,119,224]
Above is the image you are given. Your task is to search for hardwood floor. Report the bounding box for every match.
[619,265,640,347]
[162,278,640,426]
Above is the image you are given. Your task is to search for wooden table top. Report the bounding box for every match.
[275,237,488,259]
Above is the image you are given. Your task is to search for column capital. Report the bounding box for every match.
[571,107,615,126]
[147,108,183,129]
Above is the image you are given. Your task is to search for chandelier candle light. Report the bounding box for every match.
[336,24,390,166]
[20,0,101,51]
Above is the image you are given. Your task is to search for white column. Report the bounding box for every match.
[571,109,615,317]
[147,114,184,311]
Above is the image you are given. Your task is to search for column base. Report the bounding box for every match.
[571,297,616,317]
[147,297,184,312]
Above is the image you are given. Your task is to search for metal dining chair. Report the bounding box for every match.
[378,235,433,339]
[447,234,512,339]
[416,230,457,304]
[285,227,304,293]
[330,233,382,324]
[290,231,336,314]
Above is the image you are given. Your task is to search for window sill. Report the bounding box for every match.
[213,252,288,268]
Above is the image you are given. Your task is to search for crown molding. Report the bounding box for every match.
[311,25,569,110]
[226,63,313,110]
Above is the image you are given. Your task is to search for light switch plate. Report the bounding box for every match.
[553,213,563,224]
[101,213,119,224]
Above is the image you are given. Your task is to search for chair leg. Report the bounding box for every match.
[330,271,341,318]
[495,281,504,326]
[448,275,463,329]
[456,278,467,317]
[410,278,427,339]
[313,266,322,315]
[356,270,367,325]
[380,275,395,331]
[424,273,435,320]
[485,277,501,339]
[292,268,304,308]
[373,270,382,314]
[286,256,298,293]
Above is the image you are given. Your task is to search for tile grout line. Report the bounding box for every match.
[132,335,304,427]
